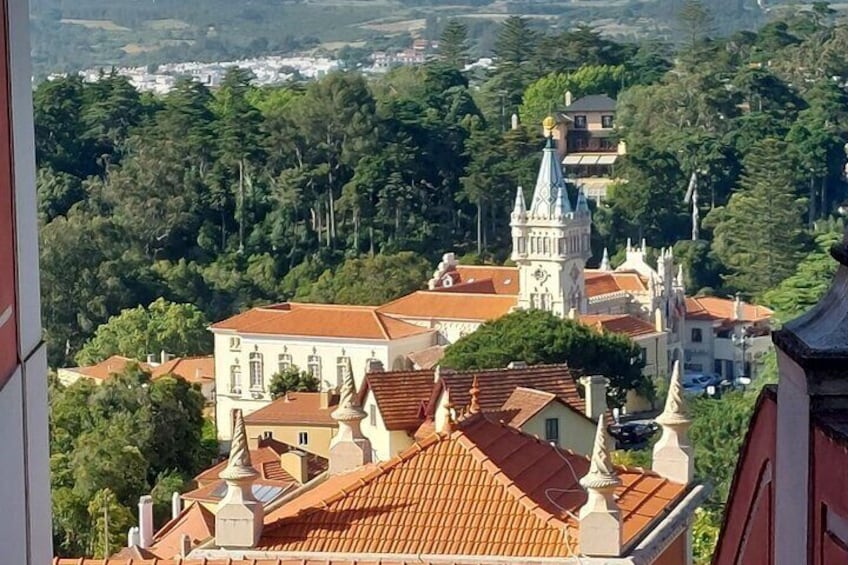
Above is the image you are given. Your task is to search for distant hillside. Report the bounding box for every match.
[28,0,813,76]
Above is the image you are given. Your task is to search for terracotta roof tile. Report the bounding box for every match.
[56,560,449,565]
[453,265,519,294]
[496,387,559,427]
[611,271,649,292]
[63,355,150,382]
[378,291,516,321]
[685,296,773,323]
[243,392,338,426]
[361,370,438,431]
[146,501,215,559]
[259,416,687,557]
[151,356,214,383]
[579,314,660,338]
[211,302,433,340]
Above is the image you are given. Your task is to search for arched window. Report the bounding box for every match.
[249,352,263,390]
[229,364,241,394]
[277,353,292,373]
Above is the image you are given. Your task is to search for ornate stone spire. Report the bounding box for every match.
[329,358,372,475]
[215,409,263,548]
[530,117,569,219]
[439,390,456,433]
[220,410,258,482]
[652,360,694,484]
[512,185,527,220]
[575,187,590,216]
[600,248,611,271]
[578,417,622,557]
[580,417,621,491]
[468,376,481,414]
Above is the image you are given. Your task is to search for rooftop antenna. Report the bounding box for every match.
[683,171,699,241]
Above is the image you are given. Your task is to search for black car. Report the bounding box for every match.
[607,421,659,450]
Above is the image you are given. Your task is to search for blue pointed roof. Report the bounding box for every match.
[530,137,570,219]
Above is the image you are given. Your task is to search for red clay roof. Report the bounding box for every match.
[584,272,623,296]
[360,370,438,431]
[580,314,660,338]
[496,386,560,427]
[453,265,519,294]
[258,415,687,557]
[151,356,214,383]
[243,392,338,427]
[147,502,215,559]
[64,355,150,382]
[378,291,516,321]
[211,303,433,340]
[686,296,773,323]
[431,364,588,422]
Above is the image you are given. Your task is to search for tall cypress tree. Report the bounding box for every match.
[710,138,808,296]
[439,19,469,70]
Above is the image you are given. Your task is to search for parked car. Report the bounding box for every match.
[608,421,659,450]
[682,372,715,396]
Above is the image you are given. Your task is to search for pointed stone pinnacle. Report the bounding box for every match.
[656,361,690,427]
[580,417,621,491]
[219,410,258,482]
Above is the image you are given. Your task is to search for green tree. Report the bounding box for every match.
[519,66,625,125]
[87,488,134,558]
[269,366,320,399]
[439,19,469,69]
[75,298,211,365]
[442,309,647,404]
[708,139,808,296]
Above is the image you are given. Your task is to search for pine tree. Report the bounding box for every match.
[709,139,808,296]
[439,19,469,70]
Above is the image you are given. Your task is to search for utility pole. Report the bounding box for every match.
[103,503,110,558]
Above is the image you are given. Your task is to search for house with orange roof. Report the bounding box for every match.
[209,302,436,445]
[56,355,150,386]
[242,391,339,458]
[150,355,215,400]
[111,361,705,564]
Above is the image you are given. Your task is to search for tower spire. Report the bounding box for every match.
[576,187,590,216]
[530,117,569,218]
[512,185,527,220]
[600,248,611,271]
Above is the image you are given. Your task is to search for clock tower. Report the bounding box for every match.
[511,117,592,317]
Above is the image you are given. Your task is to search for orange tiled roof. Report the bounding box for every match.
[496,386,559,427]
[56,560,484,565]
[378,291,517,321]
[258,415,687,557]
[431,363,588,422]
[453,265,519,294]
[147,502,215,559]
[360,370,437,431]
[64,355,150,382]
[580,314,660,338]
[685,296,773,323]
[210,303,433,341]
[151,355,214,383]
[611,271,649,292]
[243,392,338,427]
[584,271,649,298]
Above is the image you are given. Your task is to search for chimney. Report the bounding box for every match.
[146,353,156,365]
[438,389,456,434]
[654,307,664,332]
[579,376,608,422]
[507,361,527,369]
[578,417,622,557]
[138,495,154,549]
[215,409,263,548]
[565,90,573,107]
[319,389,336,410]
[160,349,169,365]
[652,361,694,484]
[733,293,743,321]
[180,533,192,557]
[171,491,182,521]
[366,358,385,373]
[567,308,577,320]
[127,526,140,548]
[280,449,309,484]
[329,359,372,475]
[511,113,519,130]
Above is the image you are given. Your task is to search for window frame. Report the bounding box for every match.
[249,352,264,390]
[544,417,560,445]
[229,336,241,351]
[307,355,321,380]
[691,328,703,343]
[277,352,293,374]
[574,115,587,129]
[297,431,308,446]
[601,114,614,128]
[229,363,242,394]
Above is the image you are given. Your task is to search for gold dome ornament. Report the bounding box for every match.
[542,116,556,137]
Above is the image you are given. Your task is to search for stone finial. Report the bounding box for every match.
[578,417,622,557]
[329,358,372,475]
[676,264,685,289]
[215,408,263,548]
[439,390,456,434]
[468,376,481,414]
[652,361,694,484]
[512,185,527,220]
[600,248,611,271]
[220,410,258,482]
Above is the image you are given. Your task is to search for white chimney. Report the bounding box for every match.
[160,349,169,365]
[138,495,154,549]
[127,526,140,548]
[511,113,519,130]
[579,376,608,422]
[280,450,309,484]
[507,361,527,369]
[146,353,156,365]
[565,90,573,107]
[171,491,182,520]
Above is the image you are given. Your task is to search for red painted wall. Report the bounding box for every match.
[811,423,848,565]
[713,390,777,565]
[0,0,18,391]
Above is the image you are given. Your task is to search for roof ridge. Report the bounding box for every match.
[372,310,391,340]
